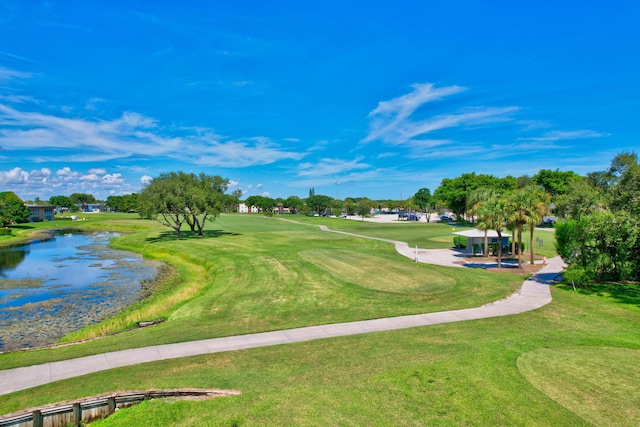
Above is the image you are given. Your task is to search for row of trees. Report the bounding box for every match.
[466,186,549,268]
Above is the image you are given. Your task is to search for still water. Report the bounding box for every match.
[0,231,161,351]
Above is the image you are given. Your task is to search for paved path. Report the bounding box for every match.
[0,224,564,396]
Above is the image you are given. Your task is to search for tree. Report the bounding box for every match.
[519,186,550,265]
[257,196,277,217]
[556,211,638,283]
[532,169,580,196]
[306,194,333,215]
[138,172,228,238]
[434,173,515,220]
[467,188,496,256]
[413,188,435,222]
[185,173,228,234]
[479,194,508,268]
[610,153,640,216]
[69,193,97,211]
[525,187,551,265]
[355,198,373,220]
[49,195,74,211]
[284,196,304,213]
[105,194,138,212]
[0,192,30,226]
[554,178,604,220]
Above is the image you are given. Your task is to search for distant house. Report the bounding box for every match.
[237,203,259,213]
[27,205,55,222]
[75,203,107,213]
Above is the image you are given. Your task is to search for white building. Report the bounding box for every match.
[237,203,260,214]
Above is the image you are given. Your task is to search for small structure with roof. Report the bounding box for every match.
[453,228,511,255]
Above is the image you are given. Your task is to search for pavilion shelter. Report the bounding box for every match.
[453,229,511,255]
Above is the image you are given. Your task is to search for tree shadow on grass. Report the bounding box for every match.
[146,229,242,243]
[558,282,640,309]
[8,225,36,230]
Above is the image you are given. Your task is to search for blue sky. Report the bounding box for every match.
[1,1,639,201]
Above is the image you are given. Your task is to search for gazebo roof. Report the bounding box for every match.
[453,229,511,238]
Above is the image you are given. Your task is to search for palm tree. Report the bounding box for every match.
[467,188,495,256]
[523,186,550,265]
[479,194,508,268]
[507,189,530,268]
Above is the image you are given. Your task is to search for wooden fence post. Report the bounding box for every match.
[32,410,43,427]
[107,396,116,415]
[73,402,82,427]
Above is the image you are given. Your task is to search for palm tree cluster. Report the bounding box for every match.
[467,186,550,268]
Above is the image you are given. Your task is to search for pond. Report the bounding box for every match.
[0,231,162,352]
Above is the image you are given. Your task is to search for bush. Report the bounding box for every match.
[453,236,467,249]
[562,265,595,286]
[0,228,12,235]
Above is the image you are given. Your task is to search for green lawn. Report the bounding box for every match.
[1,213,636,426]
[0,214,524,369]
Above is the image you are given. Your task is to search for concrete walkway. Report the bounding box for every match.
[0,225,564,396]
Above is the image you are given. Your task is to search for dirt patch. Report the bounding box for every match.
[485,263,544,274]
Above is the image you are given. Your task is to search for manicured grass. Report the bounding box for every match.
[518,347,640,427]
[0,214,524,369]
[1,285,638,426]
[2,213,633,426]
[289,215,558,258]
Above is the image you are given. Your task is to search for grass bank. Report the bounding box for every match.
[1,284,638,426]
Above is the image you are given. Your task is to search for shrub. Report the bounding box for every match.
[0,228,12,235]
[563,265,595,286]
[453,236,467,249]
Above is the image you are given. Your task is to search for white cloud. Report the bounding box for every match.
[191,136,305,167]
[140,175,152,185]
[0,166,139,200]
[0,104,306,167]
[364,83,519,145]
[296,157,371,177]
[364,83,466,143]
[88,168,107,174]
[0,67,32,82]
[517,130,608,142]
[0,167,30,183]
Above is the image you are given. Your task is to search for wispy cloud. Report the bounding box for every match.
[364,83,519,145]
[296,157,371,177]
[191,136,306,167]
[0,52,41,65]
[0,66,32,81]
[0,104,305,167]
[517,129,608,142]
[363,83,466,143]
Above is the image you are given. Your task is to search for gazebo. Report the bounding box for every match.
[453,229,511,255]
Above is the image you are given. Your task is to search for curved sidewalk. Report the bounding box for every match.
[0,231,563,396]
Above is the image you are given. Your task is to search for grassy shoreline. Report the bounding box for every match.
[0,213,528,367]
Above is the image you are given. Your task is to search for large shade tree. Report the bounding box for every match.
[0,192,30,226]
[138,172,229,238]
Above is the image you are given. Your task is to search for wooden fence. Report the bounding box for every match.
[0,388,240,427]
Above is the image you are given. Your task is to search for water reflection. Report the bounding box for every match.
[0,248,28,271]
[0,232,161,351]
